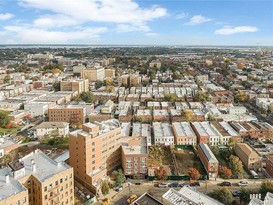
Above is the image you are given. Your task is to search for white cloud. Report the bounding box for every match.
[215,26,258,35]
[175,12,188,19]
[19,0,167,32]
[3,25,107,44]
[0,13,14,21]
[185,15,212,25]
[145,32,158,36]
[33,15,79,28]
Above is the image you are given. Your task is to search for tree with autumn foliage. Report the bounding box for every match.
[188,167,200,180]
[182,110,194,122]
[155,166,168,181]
[219,166,232,179]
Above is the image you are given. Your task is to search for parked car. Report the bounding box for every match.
[232,190,241,197]
[158,182,169,188]
[127,194,138,204]
[113,185,123,192]
[169,182,179,187]
[238,181,248,187]
[219,181,231,186]
[190,182,200,187]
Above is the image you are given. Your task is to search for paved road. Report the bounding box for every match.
[102,180,262,205]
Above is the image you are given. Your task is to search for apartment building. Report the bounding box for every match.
[212,121,239,145]
[198,143,219,178]
[211,94,234,104]
[235,143,262,171]
[0,149,74,205]
[121,138,148,178]
[48,105,86,125]
[266,156,273,178]
[69,119,121,193]
[105,68,115,78]
[132,123,152,146]
[153,122,174,145]
[83,67,105,82]
[153,109,169,122]
[60,78,89,94]
[35,122,69,138]
[172,122,197,145]
[136,109,153,123]
[191,122,219,145]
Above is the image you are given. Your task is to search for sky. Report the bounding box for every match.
[0,0,272,45]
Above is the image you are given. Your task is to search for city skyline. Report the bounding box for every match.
[0,0,272,46]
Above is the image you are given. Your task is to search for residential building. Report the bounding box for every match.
[172,122,197,145]
[162,186,224,205]
[121,138,148,178]
[131,193,163,205]
[0,149,74,205]
[105,68,115,78]
[60,78,89,94]
[9,110,27,124]
[266,156,273,178]
[235,143,262,171]
[212,122,239,145]
[198,143,219,178]
[24,102,49,117]
[83,67,105,82]
[69,119,121,193]
[248,192,273,205]
[153,122,174,145]
[132,123,152,146]
[48,105,86,125]
[35,122,69,138]
[191,122,219,145]
[0,137,18,158]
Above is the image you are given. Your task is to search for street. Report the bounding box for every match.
[94,179,263,205]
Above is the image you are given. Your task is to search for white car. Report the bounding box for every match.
[238,181,248,187]
[158,183,169,188]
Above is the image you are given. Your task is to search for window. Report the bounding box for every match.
[55,181,58,186]
[60,178,63,183]
[44,187,47,192]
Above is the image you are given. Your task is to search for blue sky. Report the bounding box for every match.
[0,0,272,45]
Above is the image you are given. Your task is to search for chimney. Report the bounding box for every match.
[5,174,9,183]
[32,163,36,172]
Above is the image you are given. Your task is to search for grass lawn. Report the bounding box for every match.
[0,127,20,135]
[41,137,69,146]
[173,148,207,176]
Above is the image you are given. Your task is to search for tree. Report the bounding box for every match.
[112,169,125,186]
[52,68,62,74]
[101,180,110,195]
[52,82,60,92]
[104,77,114,86]
[193,92,209,102]
[0,110,10,128]
[260,180,273,200]
[3,75,11,84]
[155,166,168,181]
[182,110,194,122]
[95,80,104,89]
[240,188,255,204]
[219,166,232,179]
[188,167,200,180]
[79,92,94,103]
[207,114,216,122]
[235,93,249,103]
[227,137,239,150]
[209,187,233,205]
[229,155,244,178]
[105,85,115,93]
[268,104,273,113]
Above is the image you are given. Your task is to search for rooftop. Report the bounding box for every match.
[132,192,163,205]
[36,121,69,129]
[199,143,218,163]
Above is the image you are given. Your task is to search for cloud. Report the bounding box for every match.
[185,15,212,25]
[175,12,188,19]
[18,0,167,32]
[3,25,107,44]
[145,32,158,36]
[215,26,258,35]
[0,13,14,21]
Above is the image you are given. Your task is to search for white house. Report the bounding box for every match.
[35,122,69,138]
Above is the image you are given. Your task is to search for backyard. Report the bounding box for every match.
[173,148,207,176]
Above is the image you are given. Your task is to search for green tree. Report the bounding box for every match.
[112,169,125,186]
[193,92,209,102]
[3,75,11,84]
[240,188,255,204]
[101,180,110,195]
[235,93,249,103]
[260,180,273,200]
[95,80,104,89]
[79,92,94,103]
[181,110,194,122]
[209,187,233,205]
[229,155,244,178]
[0,110,10,128]
[52,82,60,92]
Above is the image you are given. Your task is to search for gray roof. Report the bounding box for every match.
[36,122,69,129]
[199,143,218,163]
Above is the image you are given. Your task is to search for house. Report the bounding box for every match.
[0,137,18,158]
[172,122,197,145]
[153,122,174,145]
[35,122,69,138]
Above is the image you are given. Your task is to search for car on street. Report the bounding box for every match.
[127,194,138,204]
[158,182,169,188]
[169,182,179,187]
[190,182,200,187]
[238,181,248,187]
[113,185,123,192]
[232,190,241,197]
[219,181,231,186]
